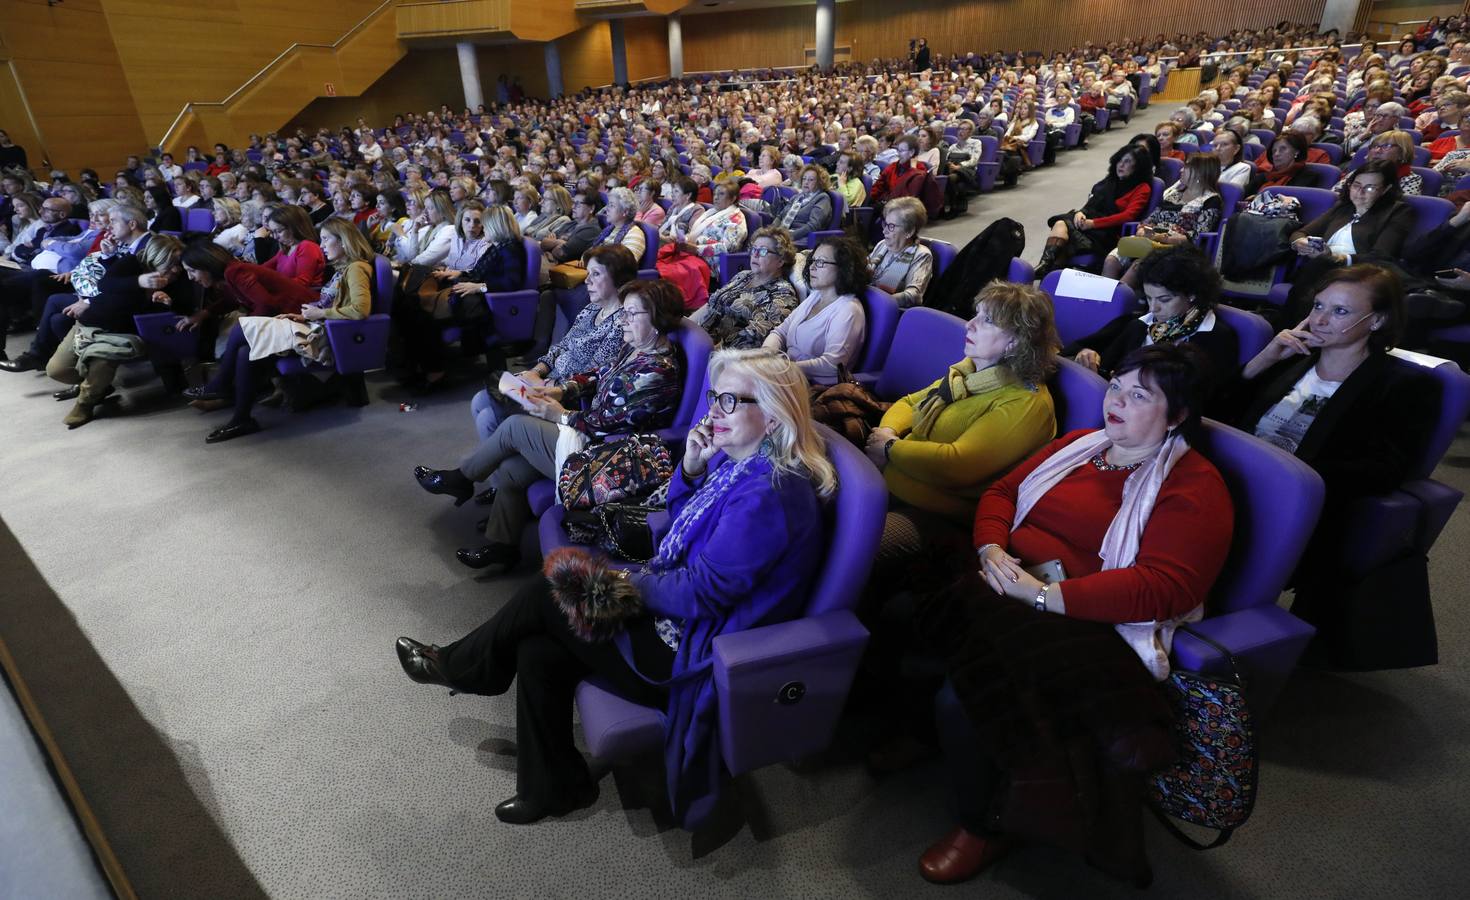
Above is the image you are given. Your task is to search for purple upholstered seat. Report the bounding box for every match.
[803,190,847,249]
[1007,257,1036,284]
[855,286,900,374]
[1050,356,1108,433]
[1172,419,1325,710]
[183,207,216,233]
[276,255,394,379]
[1213,303,1274,368]
[572,421,886,778]
[1040,268,1139,346]
[919,237,958,279]
[870,307,966,399]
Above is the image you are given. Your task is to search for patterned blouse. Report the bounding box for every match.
[538,302,626,381]
[559,343,684,437]
[698,270,800,349]
[658,203,701,242]
[686,205,748,261]
[1142,188,1223,242]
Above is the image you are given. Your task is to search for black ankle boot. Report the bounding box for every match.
[414,466,475,506]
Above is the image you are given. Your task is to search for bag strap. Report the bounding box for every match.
[1149,805,1236,850]
[1176,624,1246,687]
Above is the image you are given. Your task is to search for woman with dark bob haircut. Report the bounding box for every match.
[1035,144,1156,279]
[763,235,872,384]
[1228,264,1440,647]
[413,278,688,573]
[916,341,1234,885]
[1067,244,1239,382]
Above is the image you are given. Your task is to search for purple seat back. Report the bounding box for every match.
[372,255,394,315]
[1006,257,1035,283]
[919,237,958,278]
[825,189,846,225]
[804,422,890,616]
[855,285,902,375]
[1269,186,1338,226]
[184,207,215,232]
[519,237,542,290]
[1193,419,1325,614]
[1387,351,1470,480]
[666,319,714,430]
[636,222,659,269]
[1040,269,1138,346]
[1049,356,1107,433]
[1213,303,1273,369]
[1412,166,1443,197]
[872,307,966,400]
[1302,162,1342,189]
[1403,194,1455,243]
[1157,156,1182,186]
[1309,142,1344,165]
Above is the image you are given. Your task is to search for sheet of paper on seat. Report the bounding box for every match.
[1056,268,1119,302]
[0,257,23,270]
[1390,347,1453,369]
[498,371,542,411]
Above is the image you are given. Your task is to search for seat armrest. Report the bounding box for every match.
[134,312,198,360]
[713,609,869,774]
[1172,605,1315,715]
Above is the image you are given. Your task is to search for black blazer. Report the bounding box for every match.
[1066,312,1241,383]
[1290,199,1413,262]
[1230,352,1442,503]
[148,203,183,233]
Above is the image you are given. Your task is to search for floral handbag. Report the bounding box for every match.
[1147,626,1258,850]
[557,434,672,511]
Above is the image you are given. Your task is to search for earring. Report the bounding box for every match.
[758,433,775,457]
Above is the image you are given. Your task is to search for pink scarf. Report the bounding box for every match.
[1011,429,1202,680]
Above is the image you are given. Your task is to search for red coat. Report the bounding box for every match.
[213,260,317,317]
[870,160,944,218]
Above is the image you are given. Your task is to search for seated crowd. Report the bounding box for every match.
[0,16,1463,890]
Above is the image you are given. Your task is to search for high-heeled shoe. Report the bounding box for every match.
[494,782,599,825]
[456,543,520,571]
[395,637,452,687]
[474,487,497,506]
[413,466,474,506]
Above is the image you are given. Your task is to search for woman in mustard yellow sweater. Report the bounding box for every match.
[865,282,1060,557]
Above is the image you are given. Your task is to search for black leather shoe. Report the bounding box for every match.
[474,487,497,506]
[456,543,520,571]
[205,418,262,444]
[414,466,474,506]
[53,384,115,403]
[494,783,598,825]
[184,385,225,402]
[395,637,452,687]
[0,352,41,373]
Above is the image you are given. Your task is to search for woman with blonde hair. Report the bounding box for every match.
[402,202,527,392]
[391,187,455,267]
[395,346,832,828]
[182,218,373,441]
[523,184,572,240]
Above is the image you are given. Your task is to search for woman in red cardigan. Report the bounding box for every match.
[1035,145,1155,279]
[258,204,325,293]
[915,343,1233,886]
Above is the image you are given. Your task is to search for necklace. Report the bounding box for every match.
[1090,450,1143,472]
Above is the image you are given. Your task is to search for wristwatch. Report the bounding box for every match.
[1034,583,1050,613]
[558,410,573,426]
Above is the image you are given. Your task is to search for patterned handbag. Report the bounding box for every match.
[1147,626,1258,850]
[557,434,672,511]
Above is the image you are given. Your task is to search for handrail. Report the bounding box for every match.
[159,0,399,149]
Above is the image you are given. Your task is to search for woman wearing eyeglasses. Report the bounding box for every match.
[694,226,799,349]
[1281,160,1413,321]
[868,197,934,309]
[395,348,833,829]
[763,235,871,385]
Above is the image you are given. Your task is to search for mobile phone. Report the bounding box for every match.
[1024,559,1067,585]
[1436,269,1459,279]
[1306,236,1325,251]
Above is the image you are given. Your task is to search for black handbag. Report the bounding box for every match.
[563,502,658,562]
[1147,627,1258,850]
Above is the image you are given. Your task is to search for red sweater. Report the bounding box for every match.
[1091,182,1153,230]
[213,260,317,317]
[1427,134,1463,161]
[260,240,326,291]
[973,430,1234,624]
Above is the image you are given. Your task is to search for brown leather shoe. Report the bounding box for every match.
[918,827,1009,884]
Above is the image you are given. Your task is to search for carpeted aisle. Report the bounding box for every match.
[3,106,1470,898]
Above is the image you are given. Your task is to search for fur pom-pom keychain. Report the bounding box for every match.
[544,547,646,642]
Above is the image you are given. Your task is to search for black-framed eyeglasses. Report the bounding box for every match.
[706,390,758,414]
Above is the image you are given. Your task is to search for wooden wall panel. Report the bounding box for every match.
[560,21,615,93]
[0,0,149,175]
[283,48,462,133]
[100,0,383,140]
[683,0,1332,72]
[624,15,671,83]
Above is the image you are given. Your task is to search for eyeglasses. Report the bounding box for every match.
[808,257,838,269]
[706,390,759,414]
[751,247,776,257]
[1350,181,1385,193]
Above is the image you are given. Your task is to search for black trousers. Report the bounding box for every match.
[438,579,673,805]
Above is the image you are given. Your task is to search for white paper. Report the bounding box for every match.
[1389,348,1453,370]
[498,371,543,411]
[1056,268,1121,303]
